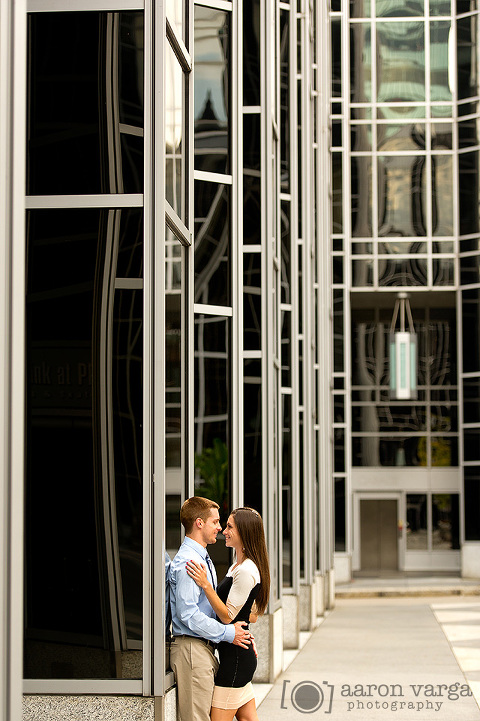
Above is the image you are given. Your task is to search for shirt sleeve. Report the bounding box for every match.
[174,564,235,643]
[225,564,258,620]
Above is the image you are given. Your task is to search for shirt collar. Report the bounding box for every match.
[183,536,207,560]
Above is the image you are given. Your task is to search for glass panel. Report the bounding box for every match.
[352,259,374,286]
[463,378,480,424]
[333,289,344,373]
[430,22,452,103]
[464,467,480,541]
[406,494,428,550]
[332,119,343,148]
[430,0,451,14]
[281,201,291,304]
[377,123,425,151]
[431,437,457,465]
[352,436,426,466]
[332,152,344,233]
[280,10,290,193]
[333,256,344,284]
[166,229,184,557]
[352,405,427,432]
[379,240,427,253]
[334,478,346,552]
[281,310,292,388]
[243,0,261,105]
[377,104,426,120]
[464,429,480,461]
[459,151,479,236]
[243,174,261,244]
[334,428,345,472]
[351,156,372,236]
[350,24,372,103]
[334,395,345,423]
[243,114,261,170]
[432,494,460,549]
[25,208,143,679]
[458,118,479,149]
[244,252,262,350]
[462,289,480,373]
[165,41,184,220]
[194,7,230,175]
[432,155,453,236]
[351,123,371,151]
[194,314,231,575]
[376,0,424,15]
[282,394,293,587]
[350,0,371,17]
[432,258,454,285]
[377,22,425,104]
[194,181,231,306]
[457,15,478,101]
[378,155,427,238]
[331,18,342,97]
[27,12,144,195]
[431,405,457,431]
[432,122,452,150]
[244,359,262,513]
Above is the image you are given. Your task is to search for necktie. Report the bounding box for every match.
[205,553,216,590]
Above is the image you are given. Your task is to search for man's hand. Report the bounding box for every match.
[232,621,253,649]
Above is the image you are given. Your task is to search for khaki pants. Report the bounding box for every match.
[170,636,219,721]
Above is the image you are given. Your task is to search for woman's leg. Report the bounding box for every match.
[235,699,259,721]
[211,707,237,721]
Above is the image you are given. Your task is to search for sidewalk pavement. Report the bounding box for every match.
[336,574,480,599]
[255,595,480,721]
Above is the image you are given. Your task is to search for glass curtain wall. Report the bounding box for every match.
[458,4,480,542]
[25,10,146,681]
[193,1,233,580]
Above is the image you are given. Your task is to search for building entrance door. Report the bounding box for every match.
[360,499,398,572]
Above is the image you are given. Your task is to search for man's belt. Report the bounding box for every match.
[172,634,217,650]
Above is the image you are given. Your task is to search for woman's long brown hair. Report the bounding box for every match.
[230,507,270,615]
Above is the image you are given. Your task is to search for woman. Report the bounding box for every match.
[186,506,270,721]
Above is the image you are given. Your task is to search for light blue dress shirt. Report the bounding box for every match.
[168,537,235,644]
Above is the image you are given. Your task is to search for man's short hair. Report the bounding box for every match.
[180,496,219,533]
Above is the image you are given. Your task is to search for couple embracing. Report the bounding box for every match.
[168,497,270,721]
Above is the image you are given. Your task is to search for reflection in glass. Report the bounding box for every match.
[350,24,372,103]
[282,394,292,587]
[281,310,292,388]
[27,12,144,195]
[376,0,424,15]
[459,151,479,236]
[244,253,261,350]
[464,429,480,462]
[457,15,478,101]
[464,467,480,541]
[429,0,451,15]
[334,478,346,552]
[432,494,460,549]
[352,259,374,286]
[430,21,452,103]
[332,18,342,97]
[194,6,230,174]
[432,122,452,149]
[244,114,261,170]
[463,378,480,424]
[244,174,261,244]
[281,201,291,304]
[194,182,230,306]
[280,10,290,192]
[377,123,424,151]
[333,290,344,372]
[407,494,427,549]
[378,155,427,238]
[244,359,262,513]
[351,156,372,236]
[165,41,184,220]
[332,153,343,233]
[462,289,480,373]
[25,209,143,679]
[243,0,261,105]
[166,229,184,556]
[377,23,425,104]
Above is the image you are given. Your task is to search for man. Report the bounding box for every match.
[168,496,252,721]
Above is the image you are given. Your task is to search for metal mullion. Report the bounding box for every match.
[193,170,233,185]
[143,0,154,695]
[26,194,143,209]
[152,0,166,696]
[28,0,143,9]
[166,18,191,71]
[232,0,242,510]
[194,0,232,10]
[2,0,26,717]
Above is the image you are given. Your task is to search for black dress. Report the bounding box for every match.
[211,561,261,710]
